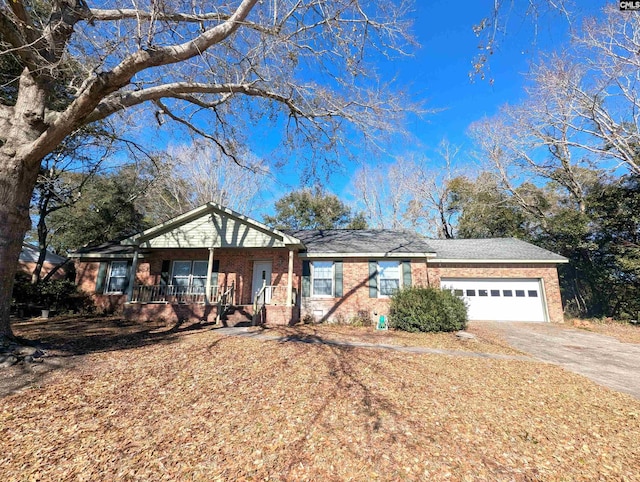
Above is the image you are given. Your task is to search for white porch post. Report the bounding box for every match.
[205,247,215,305]
[126,246,139,302]
[286,249,294,306]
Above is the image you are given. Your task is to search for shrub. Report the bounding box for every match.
[389,286,468,333]
[12,276,93,315]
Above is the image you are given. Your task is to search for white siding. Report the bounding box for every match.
[140,213,285,248]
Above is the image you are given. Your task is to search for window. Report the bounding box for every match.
[515,290,525,297]
[106,261,128,293]
[466,289,476,297]
[378,261,400,296]
[453,289,464,297]
[503,290,513,297]
[528,290,538,297]
[312,261,333,297]
[490,290,500,297]
[478,290,488,297]
[172,260,208,293]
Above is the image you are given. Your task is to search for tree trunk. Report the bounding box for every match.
[0,148,41,339]
[0,69,48,340]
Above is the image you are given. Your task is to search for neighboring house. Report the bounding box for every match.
[71,203,568,325]
[18,243,68,280]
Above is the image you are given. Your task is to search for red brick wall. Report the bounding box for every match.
[74,260,126,313]
[301,259,427,324]
[300,259,565,324]
[75,247,302,316]
[76,254,565,324]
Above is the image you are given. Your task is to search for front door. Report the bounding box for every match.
[252,261,272,303]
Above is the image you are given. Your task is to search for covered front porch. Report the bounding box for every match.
[119,203,303,325]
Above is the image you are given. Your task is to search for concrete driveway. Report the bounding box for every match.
[481,322,640,400]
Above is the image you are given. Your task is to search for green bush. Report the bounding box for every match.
[389,286,468,333]
[12,276,93,315]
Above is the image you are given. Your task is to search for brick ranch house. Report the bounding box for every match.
[71,202,568,325]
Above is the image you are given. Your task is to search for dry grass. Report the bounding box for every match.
[569,318,640,345]
[1,316,639,480]
[264,322,522,356]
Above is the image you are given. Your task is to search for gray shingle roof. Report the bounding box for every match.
[290,231,566,262]
[73,227,566,264]
[71,240,137,257]
[425,238,567,262]
[20,243,67,264]
[288,230,434,255]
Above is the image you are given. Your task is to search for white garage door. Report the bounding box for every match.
[440,278,547,322]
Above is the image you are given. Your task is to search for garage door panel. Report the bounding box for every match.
[440,278,547,322]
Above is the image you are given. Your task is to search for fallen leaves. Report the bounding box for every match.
[0,317,638,480]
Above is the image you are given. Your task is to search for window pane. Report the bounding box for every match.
[478,290,488,297]
[379,261,399,279]
[503,290,513,297]
[110,261,128,277]
[528,290,538,297]
[173,261,191,277]
[515,290,525,297]
[379,261,400,296]
[466,289,476,297]
[191,277,206,291]
[108,276,126,293]
[312,262,333,296]
[192,261,208,277]
[174,278,190,289]
[313,279,332,296]
[313,262,333,279]
[491,290,500,297]
[380,279,400,296]
[454,289,464,296]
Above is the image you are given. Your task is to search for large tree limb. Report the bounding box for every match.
[85,81,305,123]
[22,0,260,164]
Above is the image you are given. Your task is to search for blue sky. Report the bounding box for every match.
[134,1,610,217]
[296,0,610,204]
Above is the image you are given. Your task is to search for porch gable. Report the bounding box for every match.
[125,203,302,249]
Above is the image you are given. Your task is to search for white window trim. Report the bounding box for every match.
[377,260,401,298]
[105,260,129,294]
[311,261,334,298]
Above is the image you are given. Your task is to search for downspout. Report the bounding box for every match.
[425,254,431,287]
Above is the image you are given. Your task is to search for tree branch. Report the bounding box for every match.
[154,99,240,166]
[85,81,304,123]
[25,0,260,164]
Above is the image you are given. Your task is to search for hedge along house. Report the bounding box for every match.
[71,203,568,325]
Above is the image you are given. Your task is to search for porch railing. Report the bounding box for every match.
[131,284,235,305]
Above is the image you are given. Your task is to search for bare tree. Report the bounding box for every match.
[403,140,462,239]
[573,4,640,175]
[468,54,603,218]
[468,4,640,218]
[151,140,268,220]
[351,161,413,231]
[352,141,464,238]
[0,0,419,339]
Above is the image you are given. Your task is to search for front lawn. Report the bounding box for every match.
[569,318,640,345]
[1,317,638,480]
